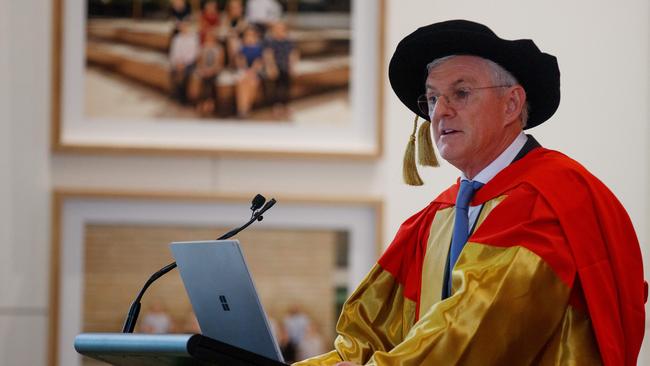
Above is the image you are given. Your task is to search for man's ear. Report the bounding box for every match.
[504,86,526,124]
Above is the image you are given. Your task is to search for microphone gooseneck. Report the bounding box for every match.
[121,262,177,333]
[221,198,277,240]
[121,194,276,333]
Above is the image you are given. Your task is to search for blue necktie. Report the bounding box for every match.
[445,179,483,297]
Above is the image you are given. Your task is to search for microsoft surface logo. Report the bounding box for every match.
[219,295,231,311]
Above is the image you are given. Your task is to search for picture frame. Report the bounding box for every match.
[48,189,383,366]
[51,0,385,159]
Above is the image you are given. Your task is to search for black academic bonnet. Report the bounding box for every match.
[388,19,560,129]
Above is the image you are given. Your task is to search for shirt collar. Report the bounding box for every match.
[460,132,528,184]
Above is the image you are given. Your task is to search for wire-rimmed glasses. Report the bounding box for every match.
[417,85,511,116]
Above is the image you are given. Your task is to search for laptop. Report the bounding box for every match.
[170,240,286,364]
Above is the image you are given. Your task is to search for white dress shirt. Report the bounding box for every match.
[169,32,199,66]
[246,0,282,24]
[460,132,528,233]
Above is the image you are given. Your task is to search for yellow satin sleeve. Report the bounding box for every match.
[366,243,576,365]
[293,265,416,366]
[294,243,600,365]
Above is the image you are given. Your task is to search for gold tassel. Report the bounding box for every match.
[417,120,439,167]
[403,115,424,186]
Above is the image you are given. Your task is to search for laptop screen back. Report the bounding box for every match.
[170,240,284,362]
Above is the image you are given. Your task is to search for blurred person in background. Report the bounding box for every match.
[296,322,325,361]
[199,0,220,45]
[265,21,299,119]
[221,0,249,67]
[140,300,173,334]
[275,318,298,363]
[234,27,267,118]
[245,0,282,35]
[169,0,192,50]
[283,305,311,348]
[169,18,199,105]
[196,31,224,116]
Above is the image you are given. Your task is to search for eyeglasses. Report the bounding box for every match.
[417,85,511,116]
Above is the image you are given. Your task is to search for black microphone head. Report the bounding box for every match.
[261,198,277,212]
[251,194,266,211]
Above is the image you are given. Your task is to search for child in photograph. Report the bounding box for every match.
[265,21,299,119]
[196,31,224,116]
[245,0,282,36]
[171,0,191,21]
[199,0,220,45]
[169,19,199,105]
[222,0,249,68]
[169,0,192,49]
[224,0,248,34]
[235,27,266,118]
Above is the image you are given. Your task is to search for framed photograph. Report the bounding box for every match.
[49,189,382,366]
[51,0,384,158]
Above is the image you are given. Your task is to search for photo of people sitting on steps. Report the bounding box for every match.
[85,0,351,123]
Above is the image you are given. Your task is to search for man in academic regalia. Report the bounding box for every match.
[293,20,646,366]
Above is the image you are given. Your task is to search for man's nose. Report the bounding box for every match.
[431,96,455,120]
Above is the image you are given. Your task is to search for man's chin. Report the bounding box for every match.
[436,146,458,162]
[437,149,468,170]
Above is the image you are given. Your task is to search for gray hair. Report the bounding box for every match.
[427,55,529,128]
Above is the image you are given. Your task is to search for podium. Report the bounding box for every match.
[74,333,289,366]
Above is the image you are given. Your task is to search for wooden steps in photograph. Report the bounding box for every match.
[86,40,349,115]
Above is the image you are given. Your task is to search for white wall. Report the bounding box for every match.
[1,0,648,364]
[0,0,51,365]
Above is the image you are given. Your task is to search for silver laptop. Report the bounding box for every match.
[170,240,285,363]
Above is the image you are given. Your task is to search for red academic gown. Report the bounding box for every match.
[295,148,645,366]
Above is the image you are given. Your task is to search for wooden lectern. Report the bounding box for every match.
[74,333,289,366]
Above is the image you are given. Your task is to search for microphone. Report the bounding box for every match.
[250,194,266,211]
[254,198,276,222]
[121,194,277,333]
[218,198,276,240]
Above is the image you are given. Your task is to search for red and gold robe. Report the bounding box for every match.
[295,148,645,366]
